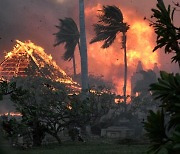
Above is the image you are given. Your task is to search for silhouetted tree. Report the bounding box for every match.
[144,71,180,153]
[146,0,180,67]
[54,18,80,77]
[90,5,129,104]
[10,76,70,145]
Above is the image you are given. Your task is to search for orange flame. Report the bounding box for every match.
[67,104,72,110]
[85,4,159,96]
[0,112,22,117]
[2,40,81,91]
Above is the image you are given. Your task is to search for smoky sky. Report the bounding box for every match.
[0,0,76,54]
[0,0,179,76]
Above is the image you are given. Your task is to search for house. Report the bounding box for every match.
[101,126,134,139]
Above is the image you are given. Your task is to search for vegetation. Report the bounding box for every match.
[142,0,180,153]
[0,79,16,98]
[144,71,180,154]
[0,76,95,147]
[0,141,147,154]
[53,0,89,91]
[146,0,180,66]
[1,0,180,153]
[54,18,80,77]
[0,76,117,148]
[8,77,70,146]
[74,73,114,91]
[90,5,129,104]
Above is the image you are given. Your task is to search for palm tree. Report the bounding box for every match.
[54,18,80,77]
[79,0,88,92]
[90,5,129,104]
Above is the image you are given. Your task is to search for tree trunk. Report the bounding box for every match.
[79,0,88,92]
[123,32,127,106]
[32,121,45,147]
[33,134,42,147]
[72,54,77,78]
[54,134,61,144]
[46,130,62,145]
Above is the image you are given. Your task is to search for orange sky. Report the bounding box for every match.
[83,4,159,95]
[0,0,179,95]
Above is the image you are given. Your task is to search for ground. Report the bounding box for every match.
[0,140,148,154]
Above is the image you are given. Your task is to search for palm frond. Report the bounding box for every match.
[63,39,78,61]
[54,18,80,61]
[143,109,169,153]
[101,5,124,23]
[150,71,180,110]
[90,5,129,48]
[150,1,180,63]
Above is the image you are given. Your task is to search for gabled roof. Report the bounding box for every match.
[0,40,80,91]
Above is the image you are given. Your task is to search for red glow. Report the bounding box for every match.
[85,4,159,95]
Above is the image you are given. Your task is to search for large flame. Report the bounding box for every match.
[1,4,159,97]
[85,4,159,95]
[2,40,81,91]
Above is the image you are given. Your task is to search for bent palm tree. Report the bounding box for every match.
[90,5,129,104]
[54,18,80,77]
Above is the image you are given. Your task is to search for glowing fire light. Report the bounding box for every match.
[85,4,159,96]
[5,52,13,59]
[67,105,72,110]
[2,40,81,92]
[0,112,22,117]
[114,98,121,104]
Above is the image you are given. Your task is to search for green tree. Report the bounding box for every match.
[143,1,180,153]
[144,71,180,154]
[10,76,70,146]
[90,5,129,104]
[143,110,169,154]
[146,0,180,66]
[0,76,94,146]
[54,18,80,77]
[150,71,180,130]
[79,0,89,92]
[67,94,92,127]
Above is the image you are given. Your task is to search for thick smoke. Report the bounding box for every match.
[0,0,77,66]
[0,0,179,95]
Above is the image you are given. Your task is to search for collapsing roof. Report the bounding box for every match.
[0,40,80,91]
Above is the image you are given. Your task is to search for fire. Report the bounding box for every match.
[1,4,159,98]
[89,89,112,96]
[2,40,81,92]
[85,4,159,96]
[67,104,72,110]
[15,40,68,77]
[114,98,120,104]
[0,112,22,117]
[127,21,158,68]
[5,52,13,59]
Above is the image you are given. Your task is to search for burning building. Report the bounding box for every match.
[0,40,81,92]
